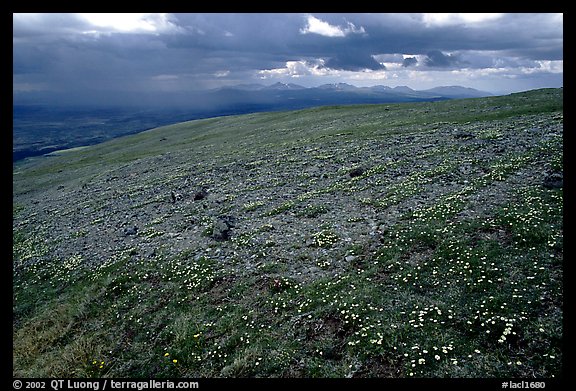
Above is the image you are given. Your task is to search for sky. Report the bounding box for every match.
[13,13,563,105]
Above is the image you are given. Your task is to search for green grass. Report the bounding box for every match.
[13,88,562,378]
[13,198,563,377]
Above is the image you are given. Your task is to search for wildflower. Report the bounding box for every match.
[435,355,440,361]
[164,353,170,357]
[173,359,178,364]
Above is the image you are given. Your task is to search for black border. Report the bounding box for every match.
[9,7,569,388]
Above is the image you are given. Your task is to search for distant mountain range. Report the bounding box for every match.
[215,82,492,99]
[14,82,493,111]
[169,82,494,117]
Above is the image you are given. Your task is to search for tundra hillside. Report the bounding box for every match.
[13,88,563,378]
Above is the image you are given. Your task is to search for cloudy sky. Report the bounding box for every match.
[13,13,563,105]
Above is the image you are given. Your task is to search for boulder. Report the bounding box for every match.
[212,215,237,241]
[543,171,563,189]
[348,167,365,178]
[194,187,208,201]
[123,226,138,236]
[170,191,182,203]
[454,132,476,140]
[345,255,358,263]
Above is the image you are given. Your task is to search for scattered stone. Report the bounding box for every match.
[123,226,138,236]
[458,164,472,174]
[345,255,358,263]
[171,191,183,203]
[454,132,476,140]
[212,215,237,241]
[377,225,389,235]
[348,167,365,178]
[194,187,208,201]
[543,171,563,189]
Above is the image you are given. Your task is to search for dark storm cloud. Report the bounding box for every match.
[424,50,462,68]
[189,12,562,64]
[161,13,380,72]
[348,13,562,60]
[324,52,385,71]
[13,13,563,103]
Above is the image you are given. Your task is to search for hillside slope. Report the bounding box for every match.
[13,88,563,378]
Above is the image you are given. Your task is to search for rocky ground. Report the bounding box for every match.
[13,88,563,378]
[14,108,562,283]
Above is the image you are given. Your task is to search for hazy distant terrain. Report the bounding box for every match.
[13,84,491,162]
[13,88,562,378]
[13,106,202,162]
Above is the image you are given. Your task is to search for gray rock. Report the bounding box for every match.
[211,215,237,241]
[345,255,358,263]
[377,225,389,235]
[170,191,182,203]
[348,167,365,178]
[123,226,138,236]
[194,187,208,201]
[454,132,476,140]
[543,171,563,189]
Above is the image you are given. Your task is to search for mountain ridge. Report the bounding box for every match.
[215,82,492,98]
